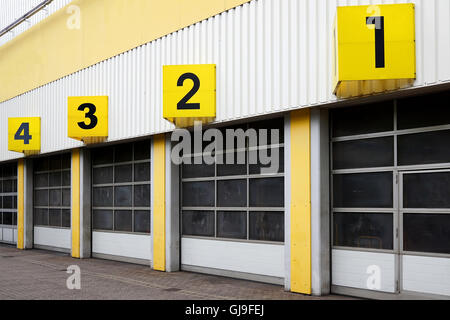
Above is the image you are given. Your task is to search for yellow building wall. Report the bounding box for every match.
[0,0,251,103]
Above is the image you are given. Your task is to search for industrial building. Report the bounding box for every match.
[1,0,450,299]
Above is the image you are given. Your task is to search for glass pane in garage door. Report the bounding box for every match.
[333,212,393,250]
[401,170,450,255]
[92,140,151,234]
[403,172,450,209]
[0,163,18,242]
[181,118,285,242]
[33,154,71,229]
[403,213,450,254]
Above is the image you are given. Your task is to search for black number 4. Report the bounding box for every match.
[77,103,98,130]
[177,73,201,110]
[14,123,32,145]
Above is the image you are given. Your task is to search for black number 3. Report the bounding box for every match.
[177,73,200,110]
[77,103,98,130]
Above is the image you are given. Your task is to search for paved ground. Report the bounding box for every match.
[0,244,354,300]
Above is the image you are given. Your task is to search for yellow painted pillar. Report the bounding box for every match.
[17,159,25,250]
[153,134,166,271]
[290,109,311,294]
[71,149,81,258]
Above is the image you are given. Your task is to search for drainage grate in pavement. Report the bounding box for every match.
[0,256,14,258]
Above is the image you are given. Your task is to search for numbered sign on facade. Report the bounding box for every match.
[333,4,416,98]
[8,117,41,154]
[68,96,108,144]
[163,64,216,127]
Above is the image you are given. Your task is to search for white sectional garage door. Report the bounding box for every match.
[180,118,285,284]
[331,91,450,297]
[0,163,18,245]
[91,140,152,264]
[33,154,72,252]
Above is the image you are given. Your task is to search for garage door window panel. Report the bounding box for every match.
[333,172,393,208]
[93,210,113,231]
[398,130,450,166]
[217,180,247,207]
[182,181,215,207]
[92,140,151,234]
[333,212,394,250]
[0,164,18,228]
[331,103,394,138]
[403,213,450,254]
[403,172,450,209]
[331,93,450,257]
[217,211,247,239]
[333,137,394,170]
[182,210,215,237]
[33,155,71,229]
[397,91,450,130]
[181,118,285,243]
[114,210,133,232]
[249,211,284,242]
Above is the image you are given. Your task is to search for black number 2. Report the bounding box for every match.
[177,73,200,110]
[14,123,32,145]
[77,103,98,129]
[366,16,385,68]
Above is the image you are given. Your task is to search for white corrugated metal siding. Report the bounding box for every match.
[1,0,450,162]
[0,0,72,46]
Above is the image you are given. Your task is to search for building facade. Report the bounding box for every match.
[1,0,450,299]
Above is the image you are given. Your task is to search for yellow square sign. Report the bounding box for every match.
[333,4,416,98]
[68,96,108,144]
[8,117,41,154]
[163,64,216,127]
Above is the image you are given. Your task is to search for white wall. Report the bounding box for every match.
[1,0,450,162]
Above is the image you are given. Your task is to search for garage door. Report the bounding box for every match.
[0,163,18,244]
[91,139,152,264]
[331,91,450,297]
[180,118,285,284]
[33,154,71,252]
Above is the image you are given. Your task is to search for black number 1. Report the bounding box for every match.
[366,16,385,68]
[177,73,201,110]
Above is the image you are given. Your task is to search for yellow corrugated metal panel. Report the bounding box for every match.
[71,149,80,258]
[290,109,311,294]
[0,0,251,103]
[17,159,24,250]
[153,134,166,271]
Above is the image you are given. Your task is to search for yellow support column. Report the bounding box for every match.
[153,134,166,271]
[71,149,81,258]
[17,159,25,250]
[290,109,312,294]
